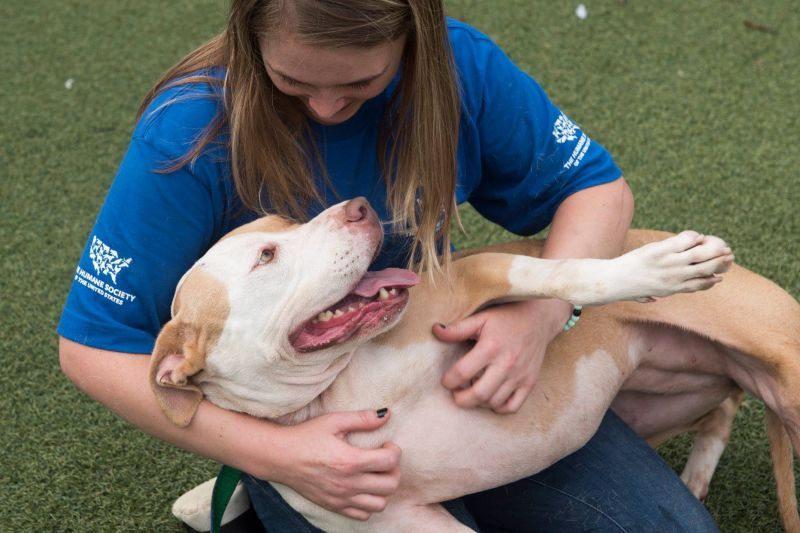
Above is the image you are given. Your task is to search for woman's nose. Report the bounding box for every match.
[307,96,347,120]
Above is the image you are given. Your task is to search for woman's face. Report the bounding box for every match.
[260,32,406,125]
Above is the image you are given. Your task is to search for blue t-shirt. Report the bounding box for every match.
[58,19,621,354]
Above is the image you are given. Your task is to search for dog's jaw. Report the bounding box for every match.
[289,277,416,353]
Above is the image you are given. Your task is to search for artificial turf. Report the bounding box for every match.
[1,1,797,531]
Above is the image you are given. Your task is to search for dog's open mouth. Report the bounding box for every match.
[290,268,419,353]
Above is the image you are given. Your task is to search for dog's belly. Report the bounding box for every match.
[318,306,782,506]
[613,322,738,438]
[325,337,629,504]
[399,348,627,503]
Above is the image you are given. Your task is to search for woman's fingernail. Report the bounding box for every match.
[376,408,388,418]
[437,323,447,329]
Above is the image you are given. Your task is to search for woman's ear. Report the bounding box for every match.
[149,320,206,428]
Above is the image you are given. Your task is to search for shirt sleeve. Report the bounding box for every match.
[57,92,229,354]
[455,26,623,235]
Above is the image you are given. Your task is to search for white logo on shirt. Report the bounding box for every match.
[552,113,579,144]
[553,113,591,170]
[74,236,137,306]
[563,134,591,170]
[89,235,131,284]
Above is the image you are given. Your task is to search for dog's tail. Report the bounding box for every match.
[766,407,800,533]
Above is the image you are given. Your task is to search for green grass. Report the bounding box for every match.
[1,1,797,531]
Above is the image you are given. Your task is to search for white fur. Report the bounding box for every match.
[171,477,250,532]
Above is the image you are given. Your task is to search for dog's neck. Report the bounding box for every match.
[202,343,355,420]
[261,349,364,424]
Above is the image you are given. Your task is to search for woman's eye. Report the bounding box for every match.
[258,249,274,265]
[280,76,302,87]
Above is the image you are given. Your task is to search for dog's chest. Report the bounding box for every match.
[322,339,458,413]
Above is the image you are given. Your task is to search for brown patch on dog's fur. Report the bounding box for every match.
[494,311,630,438]
[384,238,633,438]
[384,253,516,350]
[150,269,231,427]
[219,215,298,241]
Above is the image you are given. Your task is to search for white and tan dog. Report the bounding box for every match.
[151,198,800,532]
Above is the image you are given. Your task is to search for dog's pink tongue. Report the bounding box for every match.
[353,268,419,297]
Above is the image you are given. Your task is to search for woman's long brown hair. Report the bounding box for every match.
[138,0,461,276]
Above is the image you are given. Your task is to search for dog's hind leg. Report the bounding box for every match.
[679,390,744,500]
[611,257,800,530]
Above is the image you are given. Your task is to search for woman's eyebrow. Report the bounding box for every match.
[265,62,389,87]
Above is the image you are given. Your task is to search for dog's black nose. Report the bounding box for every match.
[345,197,369,223]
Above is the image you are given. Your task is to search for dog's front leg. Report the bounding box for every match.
[449,231,733,313]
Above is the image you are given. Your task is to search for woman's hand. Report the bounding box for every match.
[433,298,572,414]
[433,179,634,414]
[266,409,402,521]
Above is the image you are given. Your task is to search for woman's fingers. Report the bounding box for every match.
[351,470,402,496]
[337,464,401,519]
[495,381,534,414]
[438,327,493,390]
[340,507,371,521]
[452,363,507,408]
[432,315,483,344]
[328,408,391,436]
[487,377,522,411]
[347,441,401,473]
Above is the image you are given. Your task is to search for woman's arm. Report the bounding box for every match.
[59,337,401,521]
[434,177,634,413]
[542,176,634,259]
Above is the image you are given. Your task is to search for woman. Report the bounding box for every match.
[58,0,717,530]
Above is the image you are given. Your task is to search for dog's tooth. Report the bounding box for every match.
[389,288,397,296]
[334,309,344,317]
[358,302,365,308]
[318,311,333,322]
[348,306,356,312]
[378,287,389,300]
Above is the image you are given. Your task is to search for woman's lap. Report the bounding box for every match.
[243,410,717,532]
[459,410,717,532]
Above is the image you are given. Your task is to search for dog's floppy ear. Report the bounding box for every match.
[149,319,207,428]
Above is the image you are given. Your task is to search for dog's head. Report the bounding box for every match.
[149,198,419,426]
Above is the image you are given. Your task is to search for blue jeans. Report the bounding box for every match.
[243,410,718,532]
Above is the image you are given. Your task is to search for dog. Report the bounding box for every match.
[150,197,800,532]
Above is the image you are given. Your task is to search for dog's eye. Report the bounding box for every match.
[258,249,275,265]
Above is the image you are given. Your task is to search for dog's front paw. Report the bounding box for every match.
[627,231,735,297]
